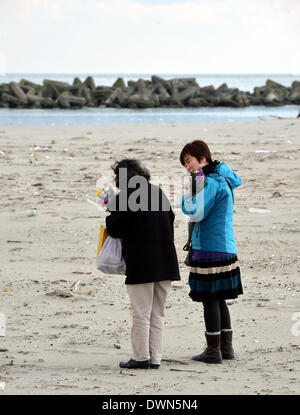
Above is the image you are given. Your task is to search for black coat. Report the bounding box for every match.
[106,182,181,284]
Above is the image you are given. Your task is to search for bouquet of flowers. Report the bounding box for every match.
[85,180,117,258]
[190,168,206,196]
[96,185,115,210]
[86,181,116,211]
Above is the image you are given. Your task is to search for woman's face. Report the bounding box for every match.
[183,154,203,173]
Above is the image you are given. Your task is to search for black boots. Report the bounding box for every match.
[120,332,235,368]
[192,333,223,364]
[119,359,160,369]
[119,358,150,369]
[220,330,235,360]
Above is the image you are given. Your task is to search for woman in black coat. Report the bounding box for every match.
[106,159,180,369]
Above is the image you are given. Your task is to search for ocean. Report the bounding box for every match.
[0,73,299,126]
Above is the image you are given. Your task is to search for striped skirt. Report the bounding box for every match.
[188,250,243,302]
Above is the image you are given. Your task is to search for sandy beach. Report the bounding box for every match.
[0,118,299,395]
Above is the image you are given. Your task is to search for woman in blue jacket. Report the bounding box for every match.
[180,140,243,364]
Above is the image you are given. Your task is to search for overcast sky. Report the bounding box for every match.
[0,0,299,74]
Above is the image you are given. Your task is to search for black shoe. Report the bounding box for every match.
[119,358,150,369]
[150,364,160,369]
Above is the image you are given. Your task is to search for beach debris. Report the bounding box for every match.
[2,288,8,292]
[60,323,81,329]
[170,369,206,373]
[71,136,90,140]
[55,311,72,316]
[0,382,6,390]
[113,344,121,349]
[291,344,300,350]
[249,208,271,214]
[81,290,95,297]
[261,389,273,393]
[29,145,52,152]
[0,349,8,352]
[272,192,282,198]
[0,316,6,336]
[27,211,37,217]
[9,247,22,253]
[0,151,5,157]
[120,371,136,376]
[162,358,189,365]
[46,290,73,298]
[7,240,32,244]
[255,150,276,154]
[82,174,94,180]
[70,280,80,292]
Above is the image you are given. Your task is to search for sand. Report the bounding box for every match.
[0,119,299,395]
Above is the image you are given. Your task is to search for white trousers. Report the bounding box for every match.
[126,280,171,365]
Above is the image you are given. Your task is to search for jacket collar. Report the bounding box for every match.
[202,160,220,176]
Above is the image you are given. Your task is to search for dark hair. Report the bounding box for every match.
[180,140,212,166]
[112,158,151,188]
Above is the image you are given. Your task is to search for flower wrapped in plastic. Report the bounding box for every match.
[191,168,206,196]
[96,185,115,210]
[86,181,116,212]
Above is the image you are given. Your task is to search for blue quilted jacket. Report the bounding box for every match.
[181,162,242,253]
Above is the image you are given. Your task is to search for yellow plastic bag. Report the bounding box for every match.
[97,225,108,257]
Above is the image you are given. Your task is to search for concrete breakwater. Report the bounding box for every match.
[0,75,300,109]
